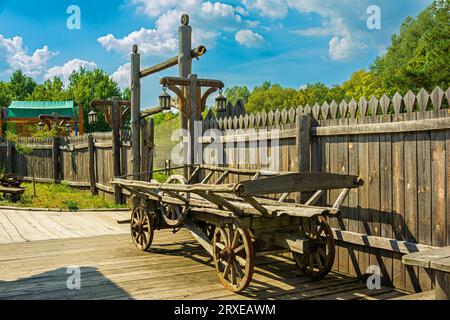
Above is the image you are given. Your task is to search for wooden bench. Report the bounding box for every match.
[0,185,25,202]
[403,246,450,300]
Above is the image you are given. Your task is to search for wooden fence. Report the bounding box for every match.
[200,86,450,293]
[0,127,153,200]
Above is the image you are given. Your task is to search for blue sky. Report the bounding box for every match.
[0,0,431,107]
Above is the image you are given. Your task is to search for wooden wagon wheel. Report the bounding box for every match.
[130,204,154,251]
[293,216,335,279]
[212,218,254,293]
[159,175,190,227]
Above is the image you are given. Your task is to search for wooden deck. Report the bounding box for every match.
[0,225,408,300]
[0,209,129,243]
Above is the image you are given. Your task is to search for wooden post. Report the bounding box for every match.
[88,134,97,195]
[141,119,150,181]
[188,74,198,178]
[111,96,122,204]
[296,114,311,203]
[52,137,60,183]
[179,14,192,178]
[78,104,85,135]
[130,44,141,181]
[6,139,13,173]
[148,118,154,181]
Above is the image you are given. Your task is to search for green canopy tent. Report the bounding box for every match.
[2,101,84,136]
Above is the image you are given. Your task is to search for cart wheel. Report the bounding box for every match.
[293,216,335,279]
[159,175,189,227]
[130,204,154,251]
[212,219,254,293]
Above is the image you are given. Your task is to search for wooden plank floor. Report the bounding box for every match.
[0,229,408,300]
[0,209,130,243]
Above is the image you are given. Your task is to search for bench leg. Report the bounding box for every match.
[435,271,450,300]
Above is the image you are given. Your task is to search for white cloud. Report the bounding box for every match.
[285,0,365,61]
[110,63,130,88]
[0,34,58,78]
[243,0,288,19]
[235,29,264,47]
[44,59,97,84]
[99,1,253,57]
[98,27,178,56]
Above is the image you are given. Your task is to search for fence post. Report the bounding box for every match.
[140,119,148,182]
[111,97,123,204]
[296,114,311,203]
[6,140,13,173]
[130,44,141,181]
[88,134,97,195]
[52,137,60,183]
[148,118,154,181]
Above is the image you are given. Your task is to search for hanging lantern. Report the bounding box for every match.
[38,122,45,131]
[215,89,227,112]
[65,123,72,133]
[88,110,98,124]
[159,85,172,110]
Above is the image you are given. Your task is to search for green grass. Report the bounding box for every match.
[0,182,127,210]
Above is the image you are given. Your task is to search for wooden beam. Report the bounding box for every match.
[331,228,438,254]
[139,46,206,79]
[274,233,310,254]
[312,117,450,136]
[183,217,213,256]
[235,172,363,197]
[160,76,224,89]
[304,190,324,206]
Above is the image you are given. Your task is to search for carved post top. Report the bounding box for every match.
[132,44,138,54]
[181,14,189,26]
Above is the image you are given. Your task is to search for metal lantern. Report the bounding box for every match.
[88,110,98,124]
[37,122,45,131]
[159,86,172,110]
[215,89,227,112]
[65,123,72,133]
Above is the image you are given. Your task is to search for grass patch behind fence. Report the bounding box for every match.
[0,182,127,210]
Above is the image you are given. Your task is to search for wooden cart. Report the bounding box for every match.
[113,165,363,293]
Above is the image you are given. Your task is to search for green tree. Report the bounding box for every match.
[67,68,121,132]
[0,81,11,108]
[9,70,36,100]
[224,86,250,105]
[28,77,69,101]
[371,0,450,93]
[341,69,384,101]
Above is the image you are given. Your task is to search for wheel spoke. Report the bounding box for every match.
[233,261,244,278]
[236,255,246,267]
[230,264,236,284]
[219,228,229,246]
[223,262,231,278]
[317,247,327,259]
[234,244,244,254]
[314,252,323,270]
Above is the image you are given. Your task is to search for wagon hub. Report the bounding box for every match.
[220,246,236,263]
